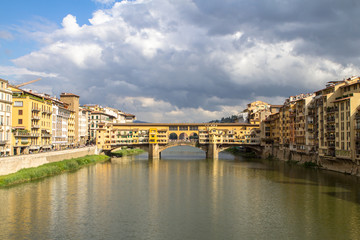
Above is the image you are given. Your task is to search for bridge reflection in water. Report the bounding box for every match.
[97,123,262,159]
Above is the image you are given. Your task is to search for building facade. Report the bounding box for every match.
[0,79,12,156]
[10,87,52,154]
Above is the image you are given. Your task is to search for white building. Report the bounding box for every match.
[51,99,71,149]
[0,79,12,156]
[78,107,89,145]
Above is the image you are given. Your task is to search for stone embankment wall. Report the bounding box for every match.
[0,146,100,176]
[262,146,360,177]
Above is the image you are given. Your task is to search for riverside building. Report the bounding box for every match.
[60,93,79,146]
[79,107,89,145]
[0,79,12,156]
[262,76,360,164]
[51,98,71,150]
[10,87,52,154]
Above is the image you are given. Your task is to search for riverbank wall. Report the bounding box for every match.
[262,146,360,177]
[0,146,100,176]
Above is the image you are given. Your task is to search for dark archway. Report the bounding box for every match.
[179,133,188,140]
[169,133,178,140]
[189,132,198,140]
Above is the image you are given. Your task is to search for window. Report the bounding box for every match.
[18,110,23,115]
[14,101,23,107]
[18,119,23,124]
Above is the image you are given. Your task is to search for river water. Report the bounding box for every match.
[1,146,360,240]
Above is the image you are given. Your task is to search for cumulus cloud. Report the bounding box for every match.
[4,0,360,122]
[0,66,57,79]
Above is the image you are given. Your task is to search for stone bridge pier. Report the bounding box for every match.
[147,143,222,160]
[148,144,160,159]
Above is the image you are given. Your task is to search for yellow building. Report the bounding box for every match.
[67,110,76,146]
[97,123,259,151]
[10,87,52,154]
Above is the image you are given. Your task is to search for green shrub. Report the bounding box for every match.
[0,155,109,188]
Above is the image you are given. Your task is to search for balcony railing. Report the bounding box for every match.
[326,107,338,113]
[0,140,8,145]
[32,108,41,112]
[326,117,335,122]
[326,125,335,131]
[326,136,335,140]
[14,132,39,137]
[41,133,52,138]
[32,115,40,120]
[31,124,40,129]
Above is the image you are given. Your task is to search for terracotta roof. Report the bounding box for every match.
[332,97,351,103]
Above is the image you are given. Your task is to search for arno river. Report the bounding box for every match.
[1,146,360,240]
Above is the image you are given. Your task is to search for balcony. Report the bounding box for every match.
[0,140,8,145]
[41,133,52,138]
[32,108,41,112]
[14,132,39,137]
[328,143,335,148]
[326,135,335,140]
[326,107,338,113]
[32,115,40,120]
[31,124,40,129]
[326,125,335,131]
[326,117,335,123]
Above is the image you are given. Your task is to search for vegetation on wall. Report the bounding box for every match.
[0,155,110,188]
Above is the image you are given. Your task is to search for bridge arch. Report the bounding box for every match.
[158,141,207,153]
[179,133,188,140]
[189,132,198,140]
[169,133,178,140]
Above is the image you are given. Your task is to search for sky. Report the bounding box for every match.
[1,0,360,123]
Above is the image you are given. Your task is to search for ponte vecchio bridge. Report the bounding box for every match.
[96,123,261,159]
